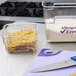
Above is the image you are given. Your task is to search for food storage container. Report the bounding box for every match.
[42,1,76,42]
[2,22,37,52]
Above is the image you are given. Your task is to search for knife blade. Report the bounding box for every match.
[31,56,76,72]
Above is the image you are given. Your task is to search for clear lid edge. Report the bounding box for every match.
[42,1,76,8]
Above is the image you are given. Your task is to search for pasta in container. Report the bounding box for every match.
[2,22,37,53]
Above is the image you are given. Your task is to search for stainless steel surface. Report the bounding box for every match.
[31,59,76,72]
[0,16,44,23]
[0,0,7,4]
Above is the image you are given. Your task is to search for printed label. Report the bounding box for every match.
[15,46,27,51]
[60,26,76,34]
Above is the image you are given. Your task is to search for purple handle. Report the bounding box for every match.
[38,48,62,56]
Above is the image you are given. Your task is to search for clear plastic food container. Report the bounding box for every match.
[2,22,37,53]
[42,1,76,42]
